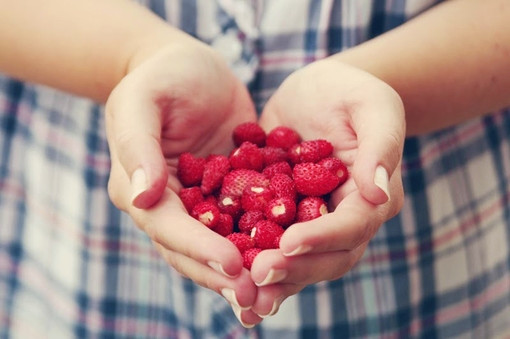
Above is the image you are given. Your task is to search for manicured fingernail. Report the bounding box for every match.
[232,304,255,328]
[374,165,390,201]
[221,288,249,310]
[131,168,148,204]
[283,245,312,257]
[208,261,238,278]
[257,296,285,318]
[255,269,287,287]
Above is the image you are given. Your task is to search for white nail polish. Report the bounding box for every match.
[258,296,285,318]
[221,288,249,310]
[374,165,390,201]
[283,245,312,257]
[232,304,255,329]
[255,269,287,287]
[207,261,237,278]
[131,168,148,204]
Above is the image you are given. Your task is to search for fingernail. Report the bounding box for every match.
[208,261,238,279]
[257,296,285,318]
[374,165,390,201]
[232,304,256,329]
[221,288,250,310]
[255,269,287,287]
[283,244,312,257]
[131,168,148,204]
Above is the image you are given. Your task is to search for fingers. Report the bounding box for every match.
[154,244,264,328]
[350,85,405,205]
[278,191,384,257]
[250,245,366,288]
[105,74,169,209]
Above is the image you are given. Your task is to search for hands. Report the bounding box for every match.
[105,43,406,327]
[247,58,406,319]
[105,41,264,325]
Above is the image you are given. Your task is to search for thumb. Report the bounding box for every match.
[350,94,405,205]
[105,84,168,209]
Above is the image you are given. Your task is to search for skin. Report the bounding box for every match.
[1,0,509,328]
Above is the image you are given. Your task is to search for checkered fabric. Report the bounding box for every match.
[1,0,509,338]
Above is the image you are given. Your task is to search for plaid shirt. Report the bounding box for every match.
[1,0,509,338]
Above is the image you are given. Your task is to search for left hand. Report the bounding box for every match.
[246,58,406,318]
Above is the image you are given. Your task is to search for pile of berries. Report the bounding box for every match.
[177,122,348,269]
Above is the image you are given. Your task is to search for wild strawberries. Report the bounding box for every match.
[293,162,341,196]
[296,197,329,222]
[176,122,349,270]
[177,153,205,187]
[221,169,268,197]
[201,155,231,195]
[251,220,284,249]
[191,201,221,228]
[232,122,266,147]
[243,248,263,270]
[266,126,301,150]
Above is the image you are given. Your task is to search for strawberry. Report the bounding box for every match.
[229,141,264,171]
[226,232,255,253]
[262,161,293,179]
[293,162,340,196]
[251,220,285,249]
[269,173,296,200]
[266,126,301,150]
[221,169,269,197]
[178,186,204,213]
[318,157,349,185]
[201,154,231,195]
[242,247,263,270]
[241,185,274,212]
[261,146,289,166]
[217,194,242,220]
[232,122,266,147]
[265,196,296,227]
[296,196,329,222]
[238,210,265,234]
[288,139,333,164]
[177,152,205,187]
[191,201,221,228]
[214,213,234,237]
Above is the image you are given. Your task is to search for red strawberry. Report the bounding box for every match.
[262,161,293,179]
[238,210,265,234]
[242,247,263,270]
[251,220,285,249]
[265,196,296,227]
[229,141,264,171]
[214,213,234,237]
[269,173,296,200]
[201,155,231,195]
[261,146,289,166]
[266,126,301,150]
[217,194,242,220]
[241,185,274,212]
[191,201,221,228]
[296,196,329,222]
[293,162,341,196]
[318,157,349,185]
[288,139,333,164]
[221,169,269,197]
[177,152,205,187]
[204,194,218,206]
[226,232,255,253]
[178,186,204,213]
[232,122,266,147]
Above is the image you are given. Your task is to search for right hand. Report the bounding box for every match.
[105,41,263,327]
